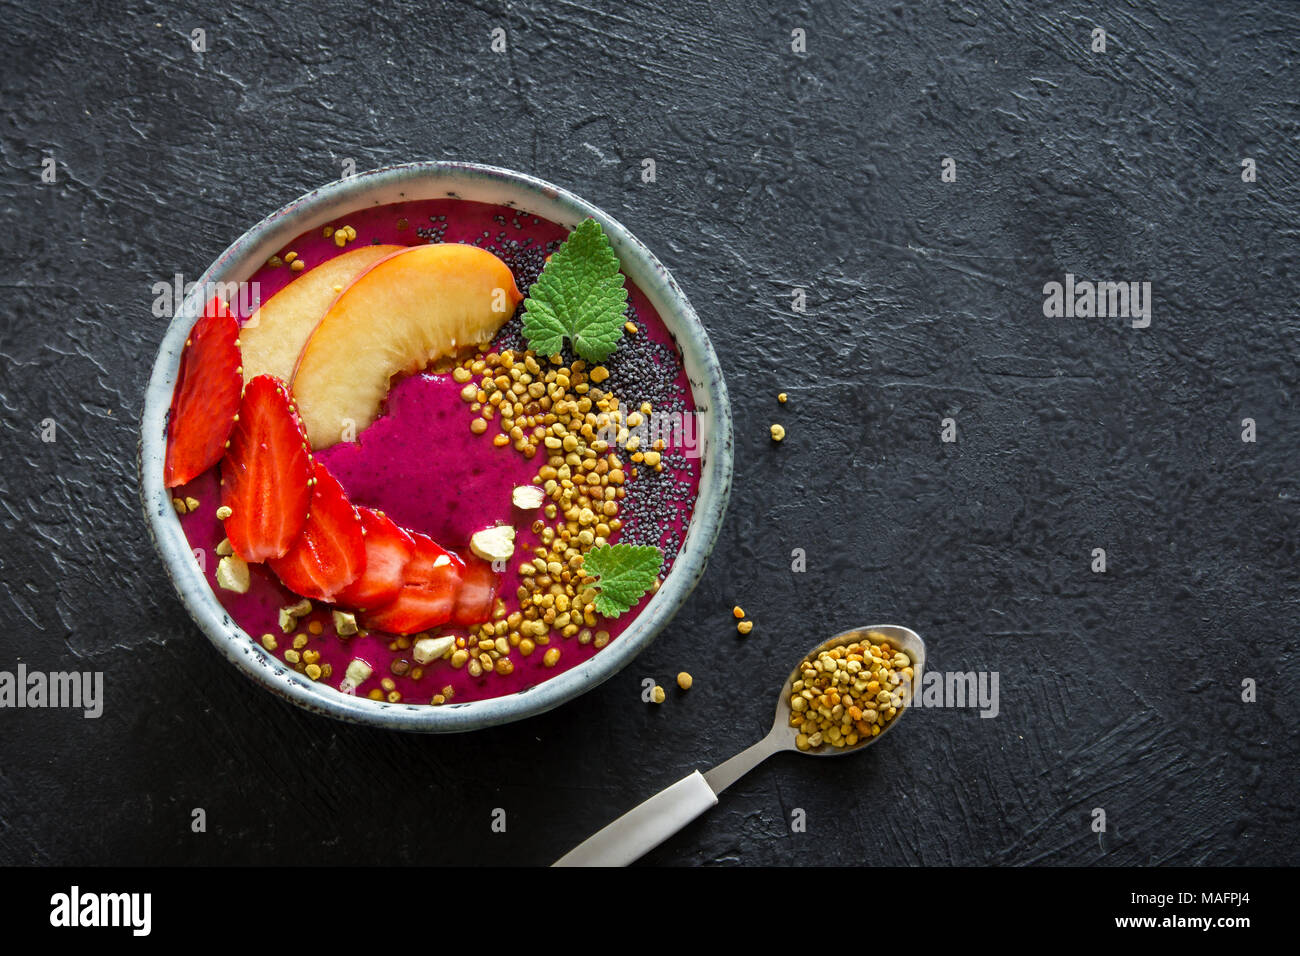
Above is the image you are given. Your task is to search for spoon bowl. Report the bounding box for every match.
[775,624,927,757]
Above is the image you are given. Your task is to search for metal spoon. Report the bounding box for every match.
[553,624,925,866]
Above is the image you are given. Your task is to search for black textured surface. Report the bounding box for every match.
[1,1,1297,866]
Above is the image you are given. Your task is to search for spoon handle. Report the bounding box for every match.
[553,730,787,866]
[552,770,718,867]
[702,729,785,794]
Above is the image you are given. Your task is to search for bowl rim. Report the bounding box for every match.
[139,160,733,732]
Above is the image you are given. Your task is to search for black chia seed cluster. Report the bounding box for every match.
[414,214,449,243]
[617,447,696,568]
[602,303,686,415]
[601,303,696,568]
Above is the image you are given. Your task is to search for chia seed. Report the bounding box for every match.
[617,448,695,568]
[602,303,689,416]
[492,312,526,353]
[414,219,448,243]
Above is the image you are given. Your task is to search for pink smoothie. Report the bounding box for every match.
[174,198,700,706]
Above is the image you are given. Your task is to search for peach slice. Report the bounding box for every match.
[240,244,405,385]
[291,244,522,449]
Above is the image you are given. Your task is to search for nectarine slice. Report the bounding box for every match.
[291,244,522,449]
[240,244,404,384]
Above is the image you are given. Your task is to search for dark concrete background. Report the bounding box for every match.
[1,0,1296,866]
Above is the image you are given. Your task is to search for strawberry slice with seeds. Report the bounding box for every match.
[451,557,501,626]
[362,532,464,635]
[269,461,366,602]
[220,375,313,562]
[165,296,242,487]
[335,507,415,610]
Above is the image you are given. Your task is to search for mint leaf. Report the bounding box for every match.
[520,305,566,358]
[582,543,663,617]
[521,218,629,363]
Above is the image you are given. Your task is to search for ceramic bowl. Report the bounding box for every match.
[139,161,732,732]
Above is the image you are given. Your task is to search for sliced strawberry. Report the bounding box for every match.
[220,375,313,562]
[362,532,464,635]
[362,588,455,636]
[268,461,366,601]
[452,557,500,626]
[335,507,415,610]
[165,296,242,487]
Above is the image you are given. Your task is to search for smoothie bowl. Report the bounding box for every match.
[140,162,731,732]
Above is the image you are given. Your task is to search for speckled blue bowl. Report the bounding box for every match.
[139,162,732,732]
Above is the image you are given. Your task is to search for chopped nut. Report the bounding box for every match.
[332,610,358,636]
[413,635,456,664]
[276,601,309,633]
[342,658,373,689]
[511,485,546,510]
[215,555,250,593]
[215,537,233,556]
[470,524,516,562]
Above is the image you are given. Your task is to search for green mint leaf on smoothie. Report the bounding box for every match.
[521,217,629,362]
[583,543,663,617]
